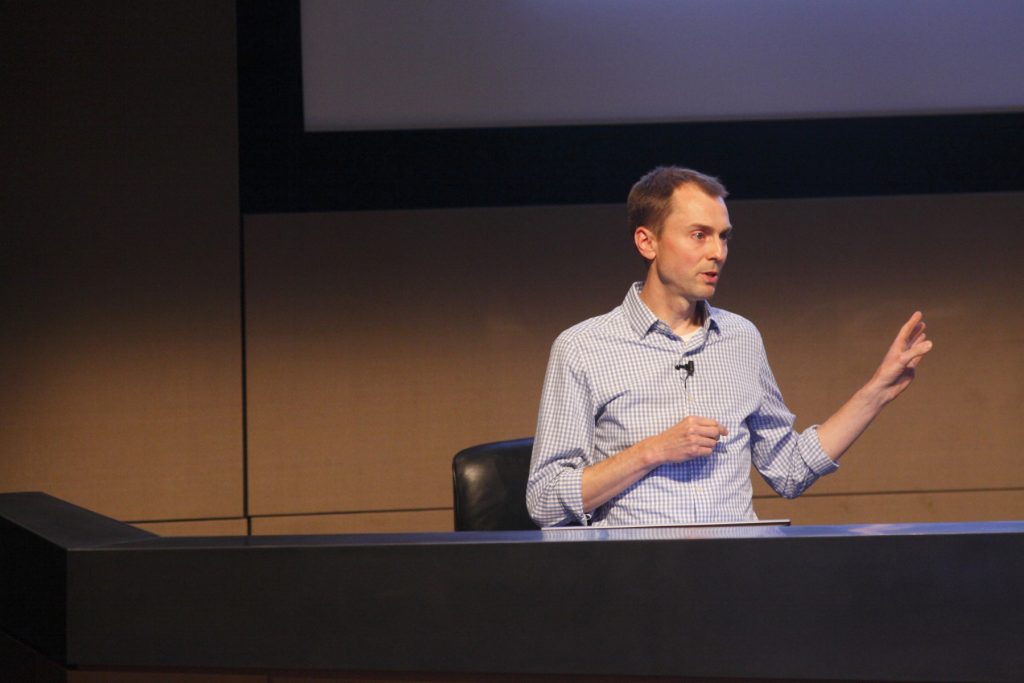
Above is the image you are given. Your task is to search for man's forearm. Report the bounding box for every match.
[581,441,659,513]
[581,415,728,512]
[816,381,890,462]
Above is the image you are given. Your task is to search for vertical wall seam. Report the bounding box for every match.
[234,0,252,537]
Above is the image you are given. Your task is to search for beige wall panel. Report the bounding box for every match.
[252,509,454,535]
[245,193,1022,519]
[754,488,1024,526]
[244,206,640,516]
[0,2,243,521]
[729,193,1024,497]
[132,518,248,538]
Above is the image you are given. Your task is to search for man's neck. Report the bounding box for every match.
[638,279,704,337]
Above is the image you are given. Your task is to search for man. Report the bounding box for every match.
[526,166,932,527]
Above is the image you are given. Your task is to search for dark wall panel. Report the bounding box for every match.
[0,1,243,522]
[237,2,1024,213]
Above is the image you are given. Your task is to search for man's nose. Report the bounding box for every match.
[707,236,726,261]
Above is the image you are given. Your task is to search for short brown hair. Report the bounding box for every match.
[627,166,728,237]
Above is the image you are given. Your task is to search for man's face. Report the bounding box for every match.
[638,183,732,304]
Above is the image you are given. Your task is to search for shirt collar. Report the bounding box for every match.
[623,281,720,340]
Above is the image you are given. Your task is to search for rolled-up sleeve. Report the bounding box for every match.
[748,333,839,498]
[526,333,594,527]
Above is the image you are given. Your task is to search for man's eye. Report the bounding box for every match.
[692,232,706,240]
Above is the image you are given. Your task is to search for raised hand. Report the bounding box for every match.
[869,311,933,404]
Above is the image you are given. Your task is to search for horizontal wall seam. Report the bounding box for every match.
[125,515,247,525]
[249,506,453,519]
[754,486,1024,500]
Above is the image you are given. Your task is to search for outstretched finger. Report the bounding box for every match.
[907,322,927,346]
[908,331,928,350]
[897,311,924,343]
[902,339,933,365]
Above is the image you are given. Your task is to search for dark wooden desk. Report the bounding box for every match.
[2,492,1023,682]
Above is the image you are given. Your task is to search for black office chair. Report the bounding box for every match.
[452,437,539,531]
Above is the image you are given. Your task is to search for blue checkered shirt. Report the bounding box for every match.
[527,282,838,527]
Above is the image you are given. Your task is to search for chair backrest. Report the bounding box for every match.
[452,437,538,531]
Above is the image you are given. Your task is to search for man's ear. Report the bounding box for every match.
[634,226,657,261]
